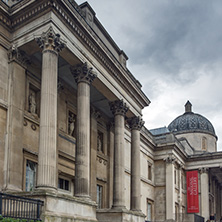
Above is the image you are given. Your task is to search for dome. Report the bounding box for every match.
[168,101,216,136]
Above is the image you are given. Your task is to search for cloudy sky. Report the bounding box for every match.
[76,0,222,150]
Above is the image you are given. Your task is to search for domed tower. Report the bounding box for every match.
[168,101,217,152]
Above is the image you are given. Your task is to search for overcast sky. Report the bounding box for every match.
[76,0,222,150]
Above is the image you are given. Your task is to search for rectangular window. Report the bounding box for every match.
[97,184,103,208]
[148,162,152,181]
[147,202,152,221]
[25,160,37,191]
[58,178,70,191]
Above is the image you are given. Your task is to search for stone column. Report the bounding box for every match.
[128,116,144,211]
[70,62,97,198]
[164,155,176,221]
[200,168,209,220]
[36,27,66,190]
[110,100,128,209]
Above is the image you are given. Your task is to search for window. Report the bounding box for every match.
[148,162,152,181]
[147,202,152,221]
[97,184,103,208]
[147,199,153,221]
[25,160,37,191]
[58,178,70,191]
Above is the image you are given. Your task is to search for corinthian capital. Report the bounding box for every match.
[35,27,66,54]
[199,167,209,174]
[109,99,129,116]
[164,155,176,164]
[8,45,30,67]
[128,116,144,130]
[70,62,97,84]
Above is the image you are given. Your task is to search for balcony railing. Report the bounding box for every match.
[0,192,44,221]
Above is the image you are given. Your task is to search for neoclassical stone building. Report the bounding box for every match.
[0,1,222,222]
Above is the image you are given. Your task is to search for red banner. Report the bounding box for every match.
[186,170,199,213]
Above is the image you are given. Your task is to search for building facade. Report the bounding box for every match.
[0,1,222,221]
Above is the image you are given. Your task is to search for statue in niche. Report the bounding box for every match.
[68,112,75,137]
[29,92,36,115]
[97,131,103,153]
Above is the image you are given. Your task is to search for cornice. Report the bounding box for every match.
[0,9,11,27]
[4,0,150,109]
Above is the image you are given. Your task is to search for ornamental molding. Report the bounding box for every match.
[35,27,66,54]
[2,0,147,108]
[109,99,129,117]
[8,45,30,67]
[128,116,144,130]
[70,62,97,85]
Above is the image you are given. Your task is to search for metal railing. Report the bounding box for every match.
[0,192,44,221]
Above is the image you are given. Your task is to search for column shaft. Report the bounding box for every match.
[37,50,58,189]
[36,27,66,190]
[130,129,141,211]
[70,62,97,198]
[129,116,144,211]
[113,114,125,207]
[75,82,90,197]
[110,100,128,209]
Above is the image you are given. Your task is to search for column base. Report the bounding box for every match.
[96,208,145,222]
[14,190,97,222]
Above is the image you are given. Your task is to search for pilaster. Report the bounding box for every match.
[199,167,209,220]
[4,46,28,191]
[164,155,176,221]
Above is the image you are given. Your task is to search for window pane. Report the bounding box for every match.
[26,160,36,191]
[147,203,151,221]
[58,178,69,191]
[97,185,103,208]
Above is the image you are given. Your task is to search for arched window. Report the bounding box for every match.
[202,137,207,151]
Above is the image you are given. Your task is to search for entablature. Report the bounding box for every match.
[1,0,150,116]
